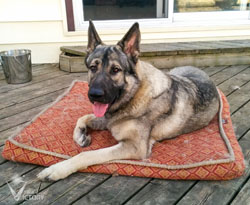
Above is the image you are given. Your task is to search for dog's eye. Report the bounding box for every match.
[89,66,97,73]
[111,66,121,75]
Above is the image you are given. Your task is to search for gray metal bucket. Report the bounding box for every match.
[0,49,32,84]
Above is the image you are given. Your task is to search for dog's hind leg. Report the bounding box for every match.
[73,114,107,147]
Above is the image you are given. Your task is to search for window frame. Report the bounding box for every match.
[62,0,250,37]
[71,0,174,31]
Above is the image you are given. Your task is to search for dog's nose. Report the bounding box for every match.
[89,88,105,99]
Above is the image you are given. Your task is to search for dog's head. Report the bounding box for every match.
[85,21,141,117]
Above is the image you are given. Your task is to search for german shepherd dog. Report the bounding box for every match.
[38,21,219,181]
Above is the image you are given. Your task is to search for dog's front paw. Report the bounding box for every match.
[37,161,74,181]
[73,126,91,147]
[73,117,92,147]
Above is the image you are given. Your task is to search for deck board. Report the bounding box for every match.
[0,146,6,164]
[0,127,22,146]
[0,167,53,204]
[231,101,250,138]
[72,176,151,205]
[228,82,250,114]
[210,65,249,85]
[174,131,250,205]
[0,103,49,132]
[0,161,36,187]
[0,89,66,120]
[0,73,87,109]
[22,174,110,205]
[125,180,196,205]
[218,67,250,96]
[0,63,249,204]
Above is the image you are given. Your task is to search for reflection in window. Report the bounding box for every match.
[83,0,157,21]
[174,0,250,12]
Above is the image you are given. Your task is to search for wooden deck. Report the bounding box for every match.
[0,64,250,205]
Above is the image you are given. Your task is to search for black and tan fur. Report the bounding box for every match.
[38,21,219,181]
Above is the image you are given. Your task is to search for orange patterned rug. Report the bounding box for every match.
[1,81,245,180]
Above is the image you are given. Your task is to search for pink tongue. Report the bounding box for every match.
[92,102,109,117]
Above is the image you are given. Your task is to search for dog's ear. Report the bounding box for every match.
[117,22,141,63]
[87,20,103,53]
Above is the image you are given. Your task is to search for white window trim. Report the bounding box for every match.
[174,10,250,22]
[72,0,174,31]
[72,0,250,31]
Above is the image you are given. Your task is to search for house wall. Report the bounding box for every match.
[0,0,85,63]
[0,0,250,63]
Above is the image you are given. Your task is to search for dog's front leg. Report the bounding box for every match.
[37,139,145,181]
[38,120,150,181]
[73,114,107,147]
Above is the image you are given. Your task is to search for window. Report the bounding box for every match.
[83,0,157,20]
[64,0,250,31]
[175,0,250,12]
[66,0,173,31]
[174,0,250,22]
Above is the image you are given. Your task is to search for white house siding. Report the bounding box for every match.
[0,0,250,63]
[0,0,85,63]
